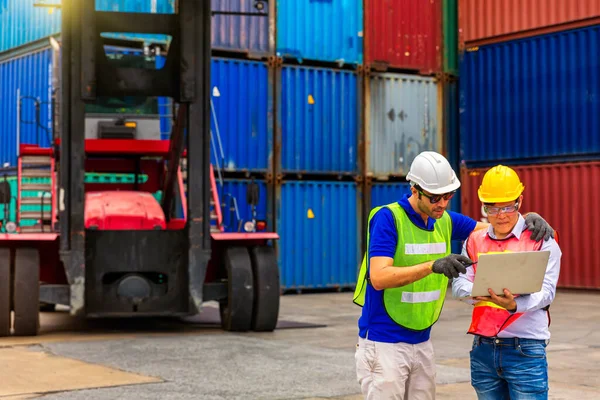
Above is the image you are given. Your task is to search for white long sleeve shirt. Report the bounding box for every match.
[452,214,562,340]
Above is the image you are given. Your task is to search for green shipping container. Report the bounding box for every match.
[443,0,458,76]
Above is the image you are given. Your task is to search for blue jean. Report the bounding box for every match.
[470,335,549,400]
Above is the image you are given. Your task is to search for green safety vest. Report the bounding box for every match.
[353,202,452,331]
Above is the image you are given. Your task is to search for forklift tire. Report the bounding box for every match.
[39,302,56,312]
[0,248,11,337]
[219,247,254,332]
[13,248,40,336]
[249,246,280,332]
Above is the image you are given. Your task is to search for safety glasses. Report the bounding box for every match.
[416,187,456,204]
[484,201,520,216]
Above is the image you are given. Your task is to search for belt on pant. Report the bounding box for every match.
[475,335,549,347]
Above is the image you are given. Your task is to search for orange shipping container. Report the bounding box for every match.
[459,0,600,48]
[460,162,600,290]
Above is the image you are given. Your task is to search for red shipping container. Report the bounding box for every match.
[460,162,600,290]
[459,0,600,48]
[365,0,442,75]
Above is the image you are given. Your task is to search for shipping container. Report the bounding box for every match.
[460,162,600,290]
[211,0,271,56]
[0,0,175,54]
[276,181,361,290]
[218,179,270,233]
[364,0,442,74]
[279,66,359,175]
[0,47,54,167]
[444,79,460,175]
[459,0,600,48]
[443,0,459,75]
[211,58,272,172]
[459,24,600,167]
[276,0,363,65]
[370,182,411,209]
[367,181,463,253]
[366,73,442,178]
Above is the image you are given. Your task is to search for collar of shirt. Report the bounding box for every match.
[398,194,436,231]
[486,213,525,240]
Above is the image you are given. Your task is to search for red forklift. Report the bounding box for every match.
[0,0,280,336]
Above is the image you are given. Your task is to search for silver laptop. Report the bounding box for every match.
[462,251,551,298]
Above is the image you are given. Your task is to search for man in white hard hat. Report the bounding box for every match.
[353,151,554,400]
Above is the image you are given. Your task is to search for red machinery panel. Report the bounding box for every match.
[85,191,167,230]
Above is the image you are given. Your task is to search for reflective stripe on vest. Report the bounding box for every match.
[353,202,452,332]
[465,229,543,337]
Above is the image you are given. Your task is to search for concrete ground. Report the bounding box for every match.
[0,289,599,399]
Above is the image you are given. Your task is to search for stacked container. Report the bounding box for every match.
[458,2,600,289]
[273,0,364,292]
[0,0,466,293]
[361,0,462,261]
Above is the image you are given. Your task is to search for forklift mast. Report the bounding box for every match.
[60,0,212,315]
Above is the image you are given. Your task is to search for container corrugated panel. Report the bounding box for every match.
[277,181,361,290]
[155,54,172,139]
[459,25,600,167]
[0,47,53,167]
[219,179,269,233]
[460,162,600,290]
[370,183,410,209]
[281,66,358,174]
[366,73,442,178]
[443,78,463,254]
[211,58,271,172]
[368,181,463,253]
[0,1,61,53]
[443,0,459,75]
[0,0,174,53]
[276,0,363,65]
[459,0,600,47]
[211,0,270,55]
[365,0,442,74]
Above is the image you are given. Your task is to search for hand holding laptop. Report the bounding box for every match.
[473,288,517,312]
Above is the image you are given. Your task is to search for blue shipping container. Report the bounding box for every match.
[155,54,173,139]
[277,181,361,290]
[368,182,464,254]
[280,66,358,174]
[0,47,53,167]
[211,0,270,55]
[276,0,363,65]
[218,179,269,233]
[370,183,411,209]
[0,0,174,53]
[211,58,271,172]
[460,24,600,166]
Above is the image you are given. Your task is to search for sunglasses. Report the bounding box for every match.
[416,187,456,204]
[484,201,520,216]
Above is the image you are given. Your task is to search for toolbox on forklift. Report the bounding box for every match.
[0,0,281,337]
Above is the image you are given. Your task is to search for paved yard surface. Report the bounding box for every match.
[0,289,598,399]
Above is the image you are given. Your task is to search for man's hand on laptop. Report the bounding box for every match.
[473,288,517,312]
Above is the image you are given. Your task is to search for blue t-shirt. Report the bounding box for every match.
[358,194,477,344]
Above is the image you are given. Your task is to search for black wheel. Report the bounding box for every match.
[249,246,280,332]
[219,247,254,332]
[13,248,39,336]
[39,302,56,312]
[0,248,11,337]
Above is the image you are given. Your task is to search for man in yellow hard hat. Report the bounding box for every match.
[452,165,562,400]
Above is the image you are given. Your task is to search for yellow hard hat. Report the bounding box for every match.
[478,165,524,203]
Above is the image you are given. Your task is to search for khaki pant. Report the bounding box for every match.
[355,337,436,400]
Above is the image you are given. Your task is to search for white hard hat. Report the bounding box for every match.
[406,151,461,195]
